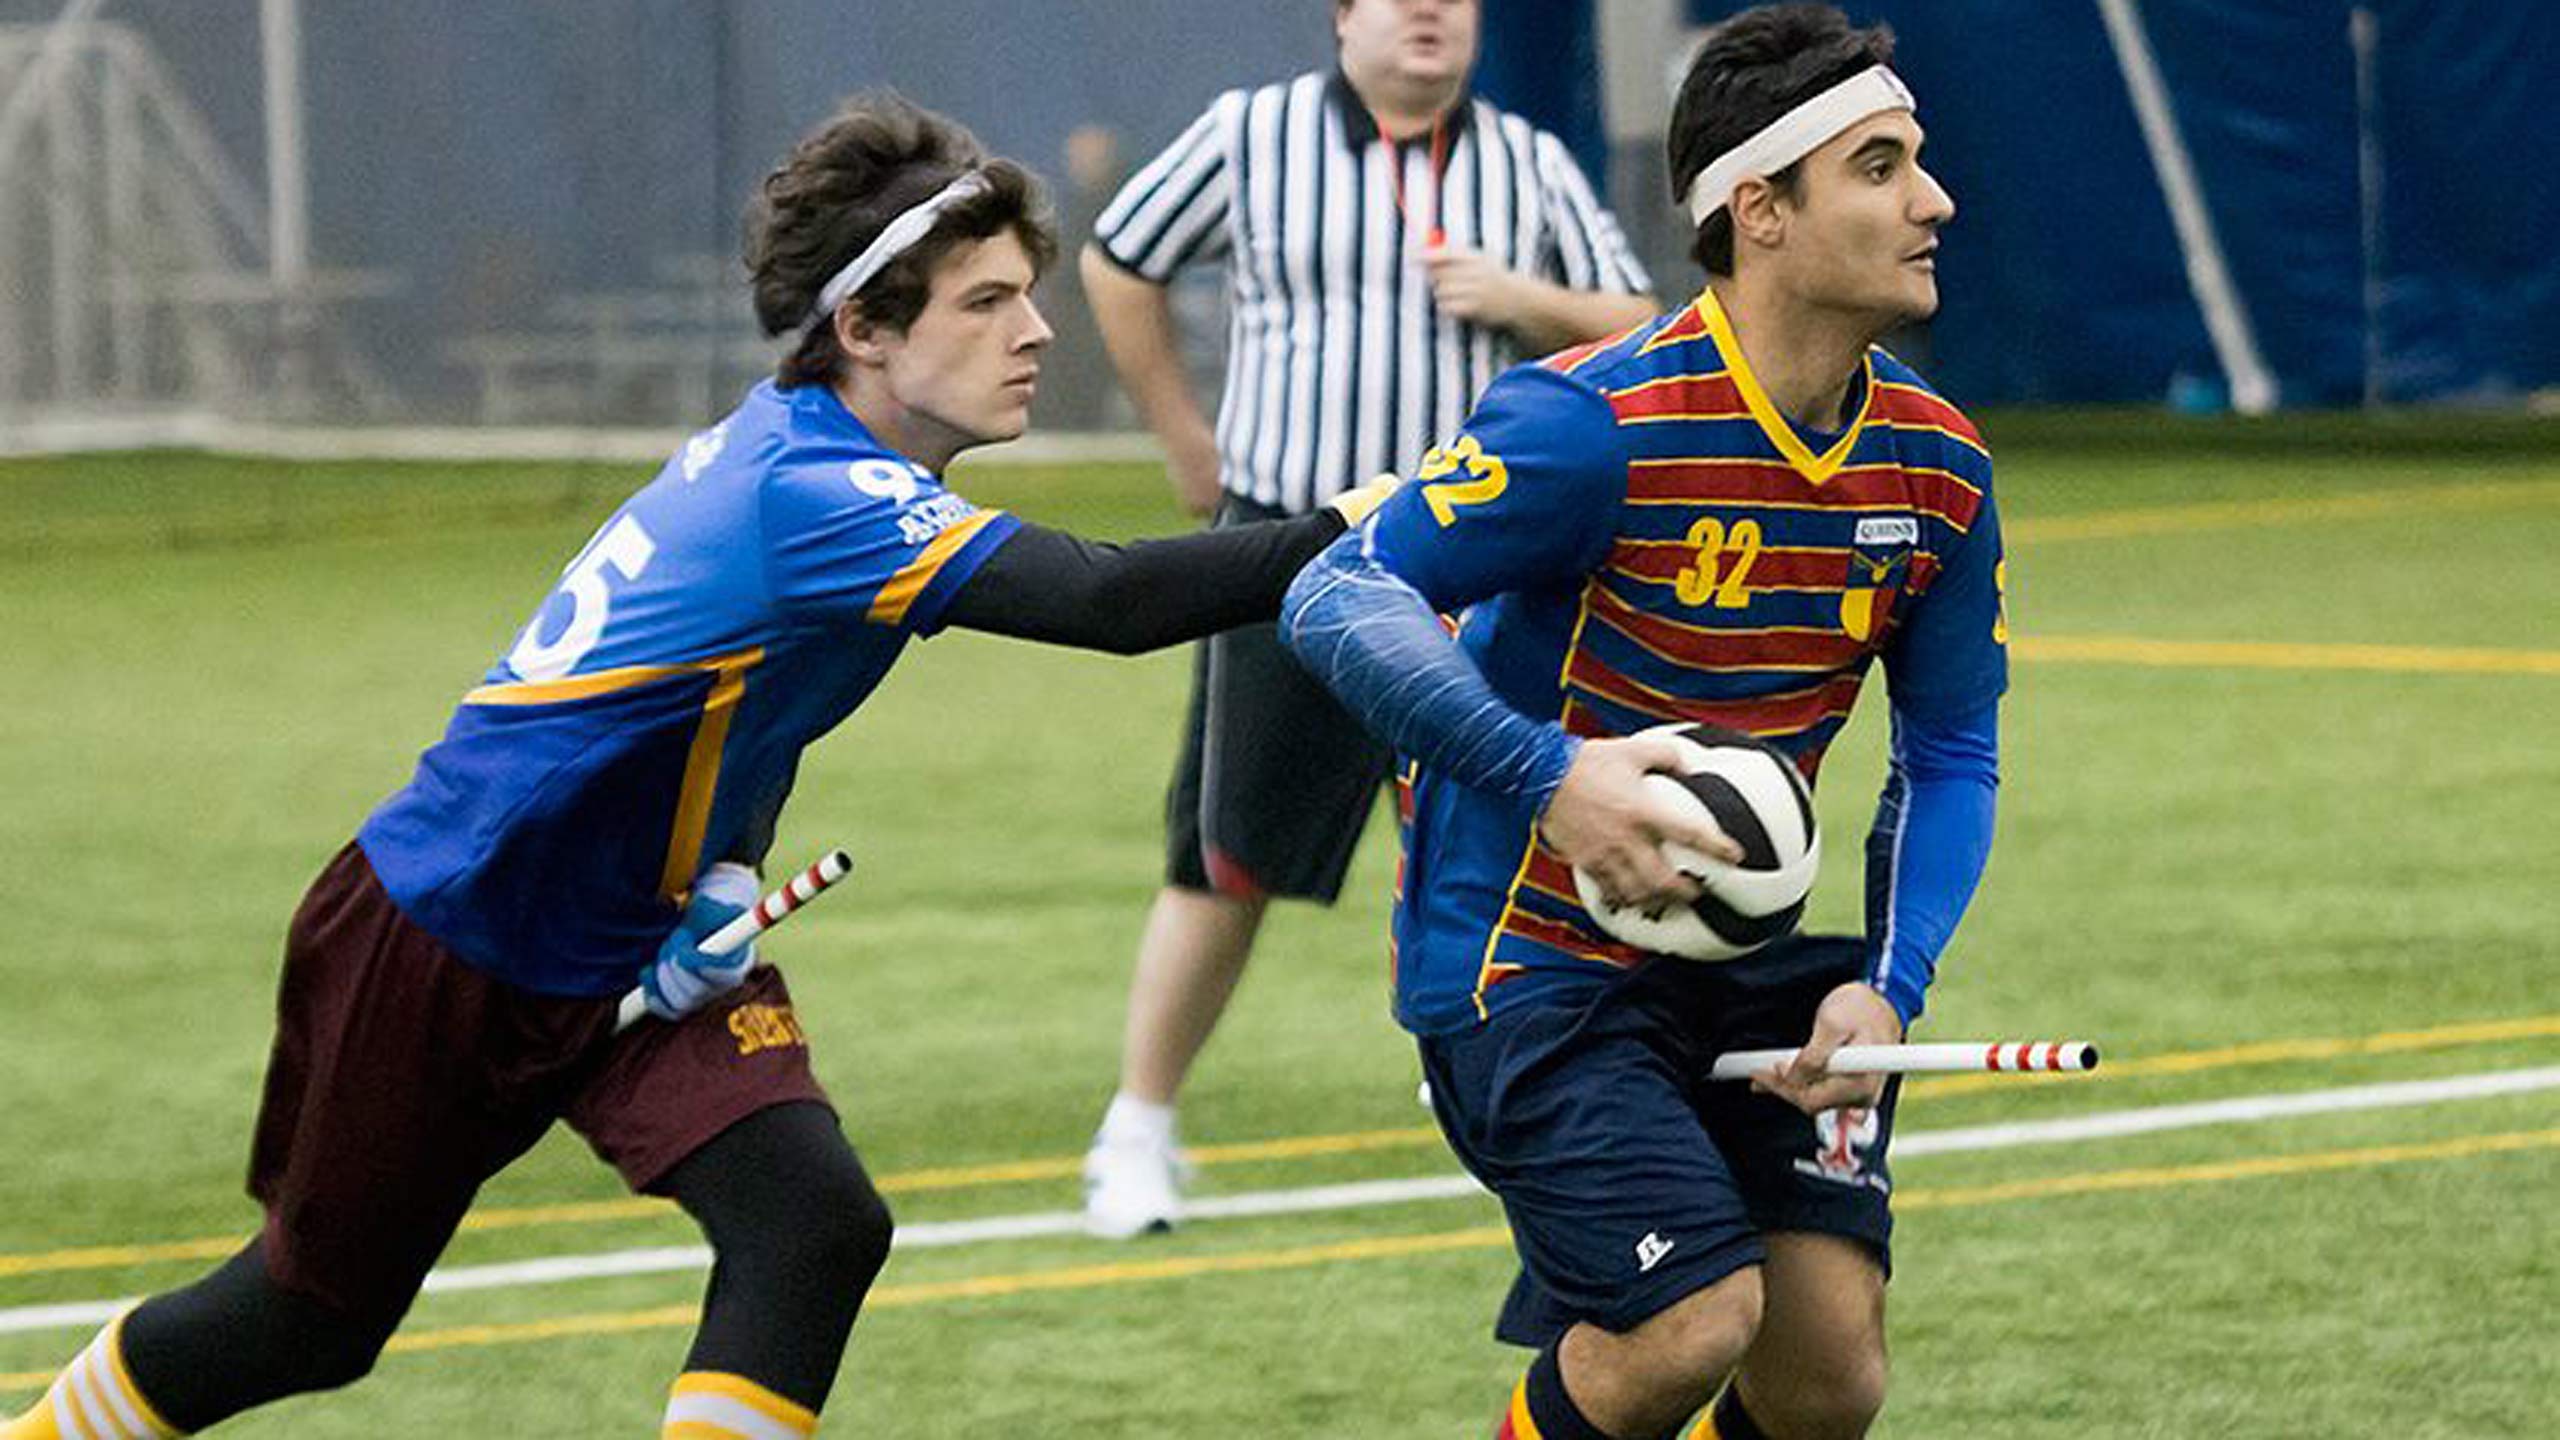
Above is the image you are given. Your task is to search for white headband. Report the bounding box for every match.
[1682,65,1915,226]
[806,170,993,330]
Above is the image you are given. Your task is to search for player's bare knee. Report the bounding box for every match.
[1603,1267,1764,1409]
[1750,1346,1888,1440]
[1671,1269,1764,1393]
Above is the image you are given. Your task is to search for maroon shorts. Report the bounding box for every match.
[246,842,832,1323]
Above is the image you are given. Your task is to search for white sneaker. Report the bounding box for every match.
[1081,1133,1187,1239]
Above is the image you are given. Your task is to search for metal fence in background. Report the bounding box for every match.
[2,0,2554,452]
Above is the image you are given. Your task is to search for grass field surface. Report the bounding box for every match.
[2,412,2554,1435]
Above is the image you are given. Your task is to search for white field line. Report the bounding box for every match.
[4,1065,2555,1338]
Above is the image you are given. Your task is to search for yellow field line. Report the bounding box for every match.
[2015,635,2560,676]
[8,1128,2551,1394]
[4,1013,2554,1282]
[2007,479,2560,544]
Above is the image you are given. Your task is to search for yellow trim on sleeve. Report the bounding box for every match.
[866,509,1004,626]
[1697,289,1874,485]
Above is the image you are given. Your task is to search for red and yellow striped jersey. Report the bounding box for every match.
[1362,290,2006,1033]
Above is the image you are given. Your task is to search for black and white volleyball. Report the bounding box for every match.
[1572,723,1821,962]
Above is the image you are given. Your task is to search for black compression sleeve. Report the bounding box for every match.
[938,509,1349,654]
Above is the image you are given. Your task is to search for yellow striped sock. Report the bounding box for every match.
[661,1372,818,1439]
[1,1317,181,1440]
[1676,1382,1726,1440]
[1501,1374,1544,1438]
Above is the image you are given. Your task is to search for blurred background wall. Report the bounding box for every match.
[2,0,2552,443]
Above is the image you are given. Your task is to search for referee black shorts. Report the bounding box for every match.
[1164,493,1395,903]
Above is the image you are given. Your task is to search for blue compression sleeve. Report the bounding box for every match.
[1863,697,2000,1027]
[1281,528,1580,811]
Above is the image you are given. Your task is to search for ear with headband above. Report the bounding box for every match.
[1681,65,1915,226]
[806,170,993,332]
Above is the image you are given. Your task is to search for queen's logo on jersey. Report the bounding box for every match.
[1794,1105,1888,1192]
[1841,515,1918,641]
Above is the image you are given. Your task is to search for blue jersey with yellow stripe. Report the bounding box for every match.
[357,379,1019,996]
[1367,291,2007,1034]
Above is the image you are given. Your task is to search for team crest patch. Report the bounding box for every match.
[1841,516,1917,641]
[1794,1105,1889,1192]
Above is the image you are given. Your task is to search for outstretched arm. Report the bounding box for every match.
[937,482,1393,655]
[939,511,1337,654]
[1279,531,1576,805]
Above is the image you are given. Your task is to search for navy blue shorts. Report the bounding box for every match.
[1417,934,1900,1348]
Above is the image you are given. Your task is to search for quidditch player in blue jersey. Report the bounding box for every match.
[3,94,1391,1440]
[1282,7,2008,1439]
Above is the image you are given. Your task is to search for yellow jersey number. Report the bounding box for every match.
[1674,517,1762,609]
[1419,436,1509,526]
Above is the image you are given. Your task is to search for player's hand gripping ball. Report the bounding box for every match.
[1572,723,1819,961]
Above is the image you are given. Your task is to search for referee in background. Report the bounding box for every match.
[1080,0,1657,1239]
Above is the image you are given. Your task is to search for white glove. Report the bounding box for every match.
[639,863,762,1020]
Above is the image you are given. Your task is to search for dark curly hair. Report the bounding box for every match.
[1668,4,1895,276]
[745,92,1057,389]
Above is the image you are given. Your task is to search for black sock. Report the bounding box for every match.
[1704,1384,1772,1440]
[1509,1341,1615,1440]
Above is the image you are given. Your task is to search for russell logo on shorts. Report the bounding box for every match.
[1635,1230,1676,1273]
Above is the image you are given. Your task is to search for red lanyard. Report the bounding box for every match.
[1379,114,1450,249]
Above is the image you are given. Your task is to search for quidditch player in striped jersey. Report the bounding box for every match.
[2,94,1389,1440]
[1283,7,2006,1439]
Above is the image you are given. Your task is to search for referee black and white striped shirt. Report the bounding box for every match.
[1092,69,1653,515]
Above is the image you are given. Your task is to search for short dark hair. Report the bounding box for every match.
[746,92,1057,389]
[1667,3,1894,275]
